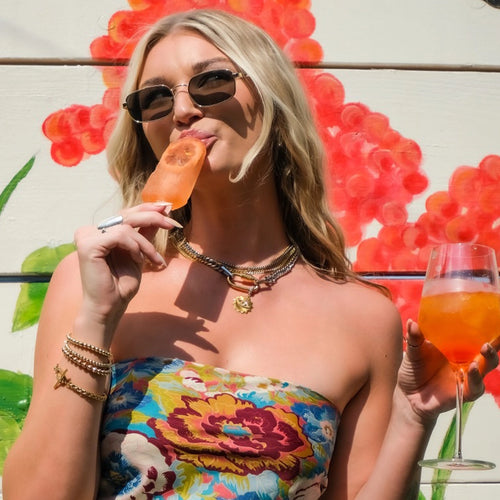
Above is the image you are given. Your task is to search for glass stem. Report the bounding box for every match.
[454,367,465,461]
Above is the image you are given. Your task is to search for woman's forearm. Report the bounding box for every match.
[2,317,110,500]
[355,387,436,500]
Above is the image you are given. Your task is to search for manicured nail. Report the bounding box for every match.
[154,202,173,215]
[165,217,183,229]
[156,252,167,268]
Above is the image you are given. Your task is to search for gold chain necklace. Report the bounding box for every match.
[170,229,299,313]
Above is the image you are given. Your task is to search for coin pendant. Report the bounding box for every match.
[233,295,253,313]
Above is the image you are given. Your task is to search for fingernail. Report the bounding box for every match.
[154,202,172,215]
[165,217,183,229]
[156,252,167,268]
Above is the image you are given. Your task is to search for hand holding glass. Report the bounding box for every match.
[418,243,500,470]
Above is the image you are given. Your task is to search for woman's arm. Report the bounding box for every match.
[325,311,498,500]
[2,204,176,500]
[324,293,405,499]
[2,254,109,500]
[355,320,498,500]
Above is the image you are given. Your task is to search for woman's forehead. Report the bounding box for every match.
[142,32,234,78]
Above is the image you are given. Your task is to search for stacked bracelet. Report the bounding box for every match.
[53,333,113,402]
[53,364,107,402]
[66,333,113,362]
[62,341,112,376]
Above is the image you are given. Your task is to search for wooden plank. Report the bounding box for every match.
[0,0,126,60]
[1,65,500,273]
[420,483,500,500]
[1,277,500,488]
[0,65,120,273]
[314,0,500,67]
[1,0,499,67]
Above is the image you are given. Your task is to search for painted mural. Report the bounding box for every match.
[1,0,500,497]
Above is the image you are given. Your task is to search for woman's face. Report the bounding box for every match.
[138,30,263,178]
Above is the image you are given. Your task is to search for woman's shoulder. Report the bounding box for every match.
[44,251,82,303]
[340,278,398,314]
[323,277,403,348]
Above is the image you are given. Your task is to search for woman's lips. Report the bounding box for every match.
[179,130,216,150]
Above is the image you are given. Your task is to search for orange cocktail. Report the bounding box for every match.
[418,283,500,367]
[418,243,500,470]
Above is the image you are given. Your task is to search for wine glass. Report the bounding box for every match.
[418,243,500,470]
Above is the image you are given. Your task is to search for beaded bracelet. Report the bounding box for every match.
[53,364,107,402]
[62,342,111,377]
[66,333,113,362]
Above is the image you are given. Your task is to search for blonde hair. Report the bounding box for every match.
[107,9,372,286]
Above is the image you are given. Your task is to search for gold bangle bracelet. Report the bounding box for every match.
[62,343,111,376]
[53,364,107,402]
[66,333,113,362]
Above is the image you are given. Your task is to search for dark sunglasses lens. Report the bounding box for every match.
[189,70,236,106]
[126,86,174,122]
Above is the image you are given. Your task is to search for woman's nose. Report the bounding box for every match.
[171,88,203,124]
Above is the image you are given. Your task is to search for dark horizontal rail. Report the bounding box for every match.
[1,58,499,73]
[2,270,498,283]
[0,273,52,283]
[0,271,426,284]
[360,272,425,280]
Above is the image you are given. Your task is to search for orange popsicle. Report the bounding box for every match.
[141,137,206,209]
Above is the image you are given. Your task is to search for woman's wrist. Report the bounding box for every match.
[392,385,439,433]
[71,310,118,351]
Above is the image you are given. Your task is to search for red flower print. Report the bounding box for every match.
[148,393,313,480]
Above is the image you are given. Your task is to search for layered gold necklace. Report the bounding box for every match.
[170,229,299,313]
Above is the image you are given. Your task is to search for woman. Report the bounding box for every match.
[3,9,498,500]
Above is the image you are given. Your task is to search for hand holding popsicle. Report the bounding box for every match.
[141,137,206,209]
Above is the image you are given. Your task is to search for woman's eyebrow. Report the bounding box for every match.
[191,57,234,73]
[140,76,168,87]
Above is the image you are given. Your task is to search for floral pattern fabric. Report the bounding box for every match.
[98,358,340,499]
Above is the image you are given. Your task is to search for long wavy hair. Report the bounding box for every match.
[107,9,381,288]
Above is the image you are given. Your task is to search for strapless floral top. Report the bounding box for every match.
[98,358,340,499]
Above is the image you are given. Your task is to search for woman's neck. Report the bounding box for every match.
[182,180,290,267]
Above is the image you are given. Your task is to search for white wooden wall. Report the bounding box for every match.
[1,1,500,498]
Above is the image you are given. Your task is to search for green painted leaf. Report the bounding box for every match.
[12,282,50,331]
[431,401,474,500]
[0,156,36,216]
[12,243,75,331]
[20,243,75,274]
[0,369,33,472]
[0,414,22,472]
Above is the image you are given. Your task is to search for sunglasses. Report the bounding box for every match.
[123,69,245,123]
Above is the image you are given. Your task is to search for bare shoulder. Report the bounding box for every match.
[326,278,403,357]
[49,250,81,284]
[41,250,83,324]
[42,251,82,307]
[328,278,401,323]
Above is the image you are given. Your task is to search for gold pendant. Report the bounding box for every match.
[233,295,253,313]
